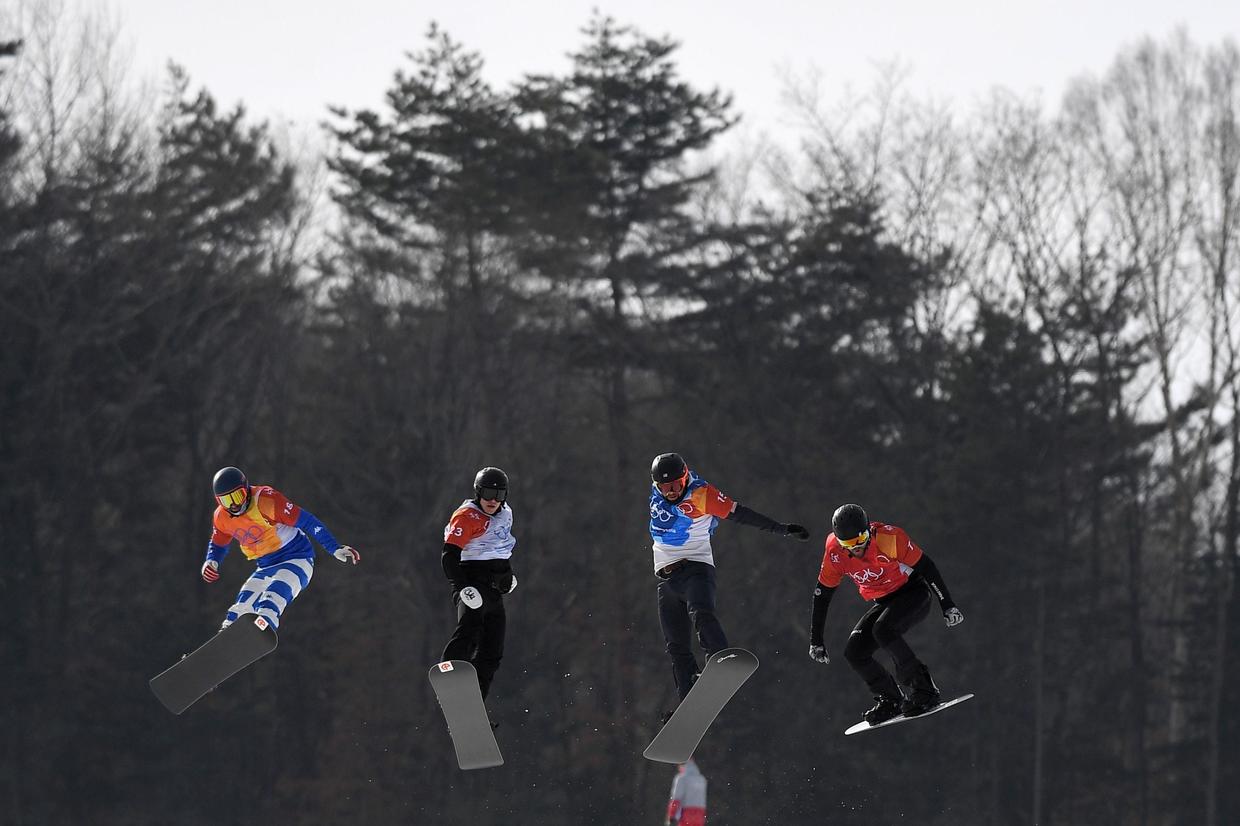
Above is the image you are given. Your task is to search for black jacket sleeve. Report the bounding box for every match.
[810,583,836,646]
[727,503,785,533]
[441,542,464,589]
[912,552,956,611]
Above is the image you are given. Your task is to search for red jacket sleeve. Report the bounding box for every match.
[444,508,489,547]
[257,487,301,527]
[817,539,843,587]
[697,484,737,518]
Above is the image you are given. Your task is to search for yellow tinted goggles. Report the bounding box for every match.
[217,488,248,510]
[838,529,870,550]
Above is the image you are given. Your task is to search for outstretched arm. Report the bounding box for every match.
[258,488,352,560]
[289,507,357,563]
[293,509,341,553]
[727,504,809,539]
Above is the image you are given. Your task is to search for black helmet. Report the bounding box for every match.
[831,503,869,540]
[651,453,691,501]
[473,466,509,503]
[213,466,251,515]
[651,453,689,484]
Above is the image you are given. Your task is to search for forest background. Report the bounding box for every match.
[3,2,1240,824]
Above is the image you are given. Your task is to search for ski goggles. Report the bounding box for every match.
[655,478,686,497]
[837,530,871,551]
[654,476,694,496]
[216,488,249,512]
[477,486,507,503]
[655,468,690,497]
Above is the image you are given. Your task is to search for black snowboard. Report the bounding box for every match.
[149,615,278,714]
[644,647,759,764]
[428,660,504,770]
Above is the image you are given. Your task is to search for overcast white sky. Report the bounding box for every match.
[99,0,1238,138]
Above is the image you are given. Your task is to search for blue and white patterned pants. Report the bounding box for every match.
[221,557,315,632]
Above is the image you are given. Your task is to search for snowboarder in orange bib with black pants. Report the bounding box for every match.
[808,503,964,725]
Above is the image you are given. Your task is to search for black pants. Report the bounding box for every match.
[843,580,931,698]
[657,561,729,700]
[442,583,506,700]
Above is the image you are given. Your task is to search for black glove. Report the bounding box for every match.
[493,571,517,594]
[784,523,810,541]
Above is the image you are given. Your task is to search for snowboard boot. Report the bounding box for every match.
[863,695,904,725]
[860,670,904,724]
[897,662,941,717]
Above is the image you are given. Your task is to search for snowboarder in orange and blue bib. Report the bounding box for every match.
[808,503,963,725]
[649,452,809,703]
[203,466,359,632]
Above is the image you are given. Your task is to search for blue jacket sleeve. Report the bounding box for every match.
[295,509,342,554]
[205,541,230,564]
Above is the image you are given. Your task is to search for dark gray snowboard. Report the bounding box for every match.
[644,647,759,764]
[428,660,504,770]
[150,615,278,714]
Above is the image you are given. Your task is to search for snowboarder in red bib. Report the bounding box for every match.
[808,503,964,725]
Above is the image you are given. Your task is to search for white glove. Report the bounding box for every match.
[944,607,964,627]
[201,559,220,583]
[457,585,483,610]
[809,644,829,664]
[506,573,518,594]
[333,545,360,564]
